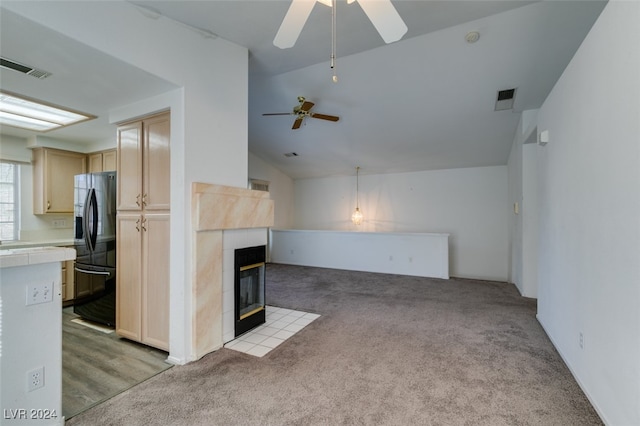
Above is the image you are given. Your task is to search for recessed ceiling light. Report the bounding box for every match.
[0,91,96,132]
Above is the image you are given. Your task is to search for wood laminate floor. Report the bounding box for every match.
[62,308,172,420]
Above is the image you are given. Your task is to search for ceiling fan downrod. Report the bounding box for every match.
[331,0,338,83]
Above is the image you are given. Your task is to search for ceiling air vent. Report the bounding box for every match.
[495,88,516,111]
[1,57,52,79]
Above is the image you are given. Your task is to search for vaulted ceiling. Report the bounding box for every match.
[0,1,607,179]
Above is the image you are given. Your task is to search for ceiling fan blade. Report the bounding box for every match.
[356,0,408,44]
[263,113,293,116]
[292,117,304,129]
[310,113,339,122]
[273,0,316,49]
[300,101,315,112]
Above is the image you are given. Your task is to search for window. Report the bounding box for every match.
[0,161,19,241]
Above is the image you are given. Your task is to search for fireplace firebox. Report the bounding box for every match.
[234,245,266,337]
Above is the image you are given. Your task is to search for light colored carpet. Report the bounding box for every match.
[67,264,601,425]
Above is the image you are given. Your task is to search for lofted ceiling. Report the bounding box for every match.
[0,1,606,179]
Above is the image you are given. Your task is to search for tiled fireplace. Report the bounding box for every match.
[192,183,274,359]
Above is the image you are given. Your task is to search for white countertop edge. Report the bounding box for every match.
[0,239,75,250]
[0,247,76,269]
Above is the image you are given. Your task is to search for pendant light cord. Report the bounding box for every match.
[356,166,360,208]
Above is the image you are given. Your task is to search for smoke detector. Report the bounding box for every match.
[1,57,52,79]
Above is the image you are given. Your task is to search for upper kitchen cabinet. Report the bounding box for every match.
[88,149,117,173]
[32,147,86,214]
[117,112,170,211]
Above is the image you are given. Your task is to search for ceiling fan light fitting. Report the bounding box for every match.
[465,31,480,44]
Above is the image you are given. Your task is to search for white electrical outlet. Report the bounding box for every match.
[26,282,54,306]
[27,366,45,392]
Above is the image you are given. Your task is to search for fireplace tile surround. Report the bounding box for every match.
[192,183,274,360]
[225,306,320,357]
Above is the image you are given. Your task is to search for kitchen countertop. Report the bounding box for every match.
[0,246,76,268]
[0,238,75,250]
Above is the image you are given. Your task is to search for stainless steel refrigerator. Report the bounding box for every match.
[73,171,117,326]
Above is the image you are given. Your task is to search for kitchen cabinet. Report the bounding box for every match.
[117,112,170,211]
[116,111,170,351]
[61,258,75,305]
[32,147,86,214]
[116,212,169,350]
[88,149,117,173]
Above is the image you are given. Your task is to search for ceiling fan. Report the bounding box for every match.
[263,96,340,130]
[273,0,408,49]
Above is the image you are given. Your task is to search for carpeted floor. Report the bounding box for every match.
[67,264,602,425]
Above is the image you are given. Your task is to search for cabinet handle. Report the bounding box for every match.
[47,201,51,210]
[136,194,141,207]
[141,218,147,232]
[142,193,148,206]
[135,218,141,232]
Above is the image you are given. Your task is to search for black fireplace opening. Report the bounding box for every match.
[234,245,266,337]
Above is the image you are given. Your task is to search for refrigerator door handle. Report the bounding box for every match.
[82,188,92,252]
[89,188,98,250]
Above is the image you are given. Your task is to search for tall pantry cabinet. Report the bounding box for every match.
[116,112,170,351]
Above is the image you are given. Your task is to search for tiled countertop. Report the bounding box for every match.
[0,239,74,250]
[0,246,76,268]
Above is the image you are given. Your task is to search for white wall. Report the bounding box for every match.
[271,229,449,279]
[507,119,524,289]
[5,2,249,364]
[507,110,539,298]
[536,2,640,424]
[248,152,294,229]
[294,166,508,281]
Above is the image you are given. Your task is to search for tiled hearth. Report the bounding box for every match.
[224,306,320,357]
[192,183,274,360]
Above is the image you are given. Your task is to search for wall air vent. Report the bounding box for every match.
[1,57,52,79]
[495,88,517,111]
[249,178,270,192]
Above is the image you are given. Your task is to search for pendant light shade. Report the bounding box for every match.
[351,207,363,225]
[352,166,363,225]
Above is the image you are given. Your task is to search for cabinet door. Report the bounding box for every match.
[40,149,86,214]
[64,259,75,303]
[61,263,67,301]
[102,150,117,172]
[117,122,143,211]
[143,113,170,211]
[116,213,143,342]
[141,213,170,350]
[47,150,86,213]
[88,153,103,173]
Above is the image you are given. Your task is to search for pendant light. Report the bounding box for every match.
[351,166,363,225]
